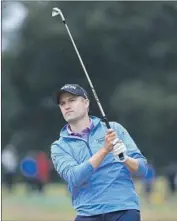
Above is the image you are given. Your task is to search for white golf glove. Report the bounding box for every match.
[112,138,128,162]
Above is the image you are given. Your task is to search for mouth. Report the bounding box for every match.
[65,111,73,115]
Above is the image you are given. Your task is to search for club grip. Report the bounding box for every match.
[118,152,124,160]
[102,116,111,129]
[102,116,124,160]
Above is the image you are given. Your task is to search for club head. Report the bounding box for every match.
[52,7,65,22]
[52,7,60,17]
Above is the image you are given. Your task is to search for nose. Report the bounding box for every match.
[64,102,71,110]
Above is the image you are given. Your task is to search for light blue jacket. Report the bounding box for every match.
[51,116,147,216]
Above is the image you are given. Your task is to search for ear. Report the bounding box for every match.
[85,99,90,108]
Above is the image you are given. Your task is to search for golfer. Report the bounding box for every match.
[51,84,148,221]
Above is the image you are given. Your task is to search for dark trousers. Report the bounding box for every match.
[75,209,140,221]
[3,172,15,191]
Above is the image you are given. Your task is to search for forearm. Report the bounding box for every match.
[89,147,108,169]
[124,156,139,172]
[70,161,94,186]
[53,149,109,187]
[65,148,108,186]
[124,156,147,176]
[68,148,108,186]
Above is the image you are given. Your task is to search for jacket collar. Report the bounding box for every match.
[59,116,101,138]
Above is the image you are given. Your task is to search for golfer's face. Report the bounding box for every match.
[59,93,89,123]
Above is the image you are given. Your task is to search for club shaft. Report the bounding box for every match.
[64,23,110,128]
[56,9,124,160]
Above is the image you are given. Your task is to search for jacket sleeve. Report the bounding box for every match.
[113,122,148,177]
[51,141,94,187]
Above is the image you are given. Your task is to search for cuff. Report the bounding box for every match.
[73,161,94,186]
[137,158,147,176]
[85,161,94,172]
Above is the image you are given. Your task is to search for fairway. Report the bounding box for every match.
[2,178,177,221]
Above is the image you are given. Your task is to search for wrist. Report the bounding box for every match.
[123,155,130,163]
[101,147,109,155]
[124,157,139,172]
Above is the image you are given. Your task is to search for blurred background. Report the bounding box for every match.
[1,1,177,221]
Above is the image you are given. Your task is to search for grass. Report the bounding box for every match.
[2,177,177,221]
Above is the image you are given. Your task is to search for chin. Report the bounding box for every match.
[65,116,78,123]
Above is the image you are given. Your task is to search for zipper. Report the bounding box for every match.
[61,118,102,157]
[87,129,92,156]
[85,142,93,156]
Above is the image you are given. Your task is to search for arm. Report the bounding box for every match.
[88,148,109,168]
[113,123,148,176]
[124,157,139,173]
[51,131,114,187]
[51,142,94,187]
[88,128,116,168]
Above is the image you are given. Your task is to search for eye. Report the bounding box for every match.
[59,102,64,107]
[70,98,76,102]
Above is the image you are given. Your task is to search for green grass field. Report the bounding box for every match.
[2,177,177,221]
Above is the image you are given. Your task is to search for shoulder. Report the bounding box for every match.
[98,120,127,136]
[109,121,129,138]
[98,120,126,131]
[109,121,126,131]
[50,137,65,153]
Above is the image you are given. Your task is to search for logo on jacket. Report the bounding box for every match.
[96,137,104,143]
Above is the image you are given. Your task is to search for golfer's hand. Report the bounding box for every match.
[113,140,128,162]
[104,129,117,153]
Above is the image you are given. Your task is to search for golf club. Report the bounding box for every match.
[52,7,124,160]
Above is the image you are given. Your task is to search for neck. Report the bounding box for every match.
[69,115,90,133]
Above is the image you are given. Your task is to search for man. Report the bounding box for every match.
[51,84,148,221]
[142,163,156,203]
[2,144,18,192]
[165,162,177,195]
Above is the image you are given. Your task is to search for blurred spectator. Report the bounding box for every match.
[2,144,18,192]
[20,151,38,193]
[142,163,156,202]
[20,151,51,194]
[175,172,177,189]
[35,151,51,193]
[165,162,177,195]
